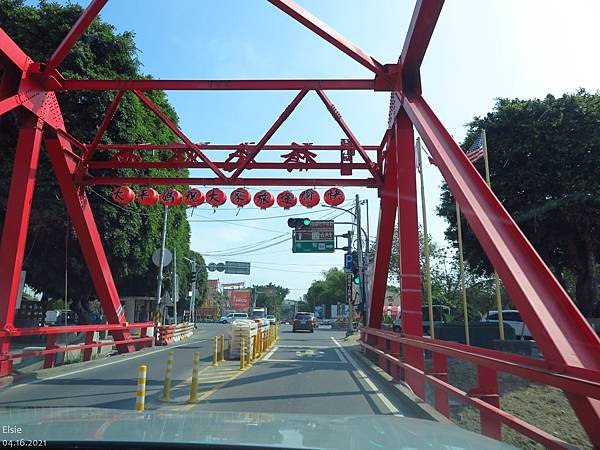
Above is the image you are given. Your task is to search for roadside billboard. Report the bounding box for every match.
[230,289,252,312]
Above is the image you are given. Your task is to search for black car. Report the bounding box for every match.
[292,312,315,333]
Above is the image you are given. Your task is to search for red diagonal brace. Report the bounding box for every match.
[230,90,308,180]
[133,90,226,180]
[268,0,383,74]
[400,0,444,94]
[315,90,382,185]
[0,93,22,117]
[77,90,124,178]
[44,0,108,75]
[0,28,31,71]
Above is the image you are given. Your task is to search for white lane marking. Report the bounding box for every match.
[262,346,277,361]
[8,336,211,389]
[331,337,402,416]
[262,359,346,364]
[334,348,345,362]
[275,345,330,349]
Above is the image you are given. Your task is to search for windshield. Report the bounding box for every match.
[0,2,592,450]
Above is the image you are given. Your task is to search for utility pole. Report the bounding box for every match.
[345,228,354,337]
[173,247,177,326]
[184,257,197,326]
[156,206,168,324]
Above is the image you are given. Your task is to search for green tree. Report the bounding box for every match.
[305,268,346,311]
[253,283,289,317]
[0,1,197,322]
[437,90,600,317]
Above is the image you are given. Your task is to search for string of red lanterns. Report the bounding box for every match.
[110,186,346,209]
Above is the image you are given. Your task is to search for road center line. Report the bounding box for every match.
[262,346,277,361]
[331,337,401,416]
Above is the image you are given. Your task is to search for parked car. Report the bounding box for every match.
[266,315,277,325]
[481,310,532,340]
[292,312,315,333]
[219,312,249,324]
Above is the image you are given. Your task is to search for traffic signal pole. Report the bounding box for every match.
[346,230,354,337]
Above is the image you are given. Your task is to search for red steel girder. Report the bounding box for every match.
[60,79,375,91]
[400,0,444,94]
[0,113,43,376]
[368,132,397,328]
[0,28,31,70]
[268,0,383,74]
[395,110,425,399]
[94,144,380,151]
[44,131,134,353]
[231,90,308,179]
[43,0,108,76]
[316,90,382,184]
[132,89,226,180]
[80,177,378,188]
[88,161,371,171]
[403,94,600,442]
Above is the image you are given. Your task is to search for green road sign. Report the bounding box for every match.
[293,240,335,253]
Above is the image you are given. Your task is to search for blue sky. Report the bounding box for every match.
[50,1,600,298]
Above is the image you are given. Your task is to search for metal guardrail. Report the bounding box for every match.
[360,327,600,449]
[155,322,194,346]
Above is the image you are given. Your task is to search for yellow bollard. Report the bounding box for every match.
[246,337,252,366]
[135,364,147,411]
[240,337,245,370]
[187,351,200,404]
[212,336,218,366]
[253,334,258,359]
[161,351,174,402]
[220,335,225,362]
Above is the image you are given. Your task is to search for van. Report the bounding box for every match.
[220,312,249,324]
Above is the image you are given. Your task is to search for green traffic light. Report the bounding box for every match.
[353,276,360,285]
[303,218,311,226]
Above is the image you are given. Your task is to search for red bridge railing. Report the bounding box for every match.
[360,327,600,449]
[1,322,154,370]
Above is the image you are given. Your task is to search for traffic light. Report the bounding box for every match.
[189,271,197,283]
[351,250,360,284]
[287,218,311,228]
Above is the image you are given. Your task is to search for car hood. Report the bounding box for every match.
[0,407,516,449]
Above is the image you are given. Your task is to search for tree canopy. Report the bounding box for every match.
[0,1,207,321]
[437,90,600,316]
[304,268,346,311]
[253,283,289,317]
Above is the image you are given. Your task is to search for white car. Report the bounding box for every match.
[220,312,248,324]
[481,310,532,340]
[266,315,276,325]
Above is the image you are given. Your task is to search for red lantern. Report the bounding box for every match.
[160,189,183,207]
[324,187,345,206]
[299,188,320,208]
[230,187,251,207]
[183,188,204,207]
[205,188,226,207]
[111,186,135,205]
[136,187,159,206]
[276,190,297,210]
[253,190,274,209]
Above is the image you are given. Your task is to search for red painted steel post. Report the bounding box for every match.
[43,132,135,354]
[43,335,58,369]
[473,366,502,440]
[432,352,450,417]
[83,331,95,361]
[390,337,401,382]
[368,133,397,328]
[395,110,425,399]
[0,113,43,377]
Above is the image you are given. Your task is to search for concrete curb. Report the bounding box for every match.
[349,346,453,424]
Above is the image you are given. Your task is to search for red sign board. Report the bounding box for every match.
[230,290,251,311]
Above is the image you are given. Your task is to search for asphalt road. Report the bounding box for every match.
[0,324,229,410]
[0,324,412,417]
[195,324,405,416]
